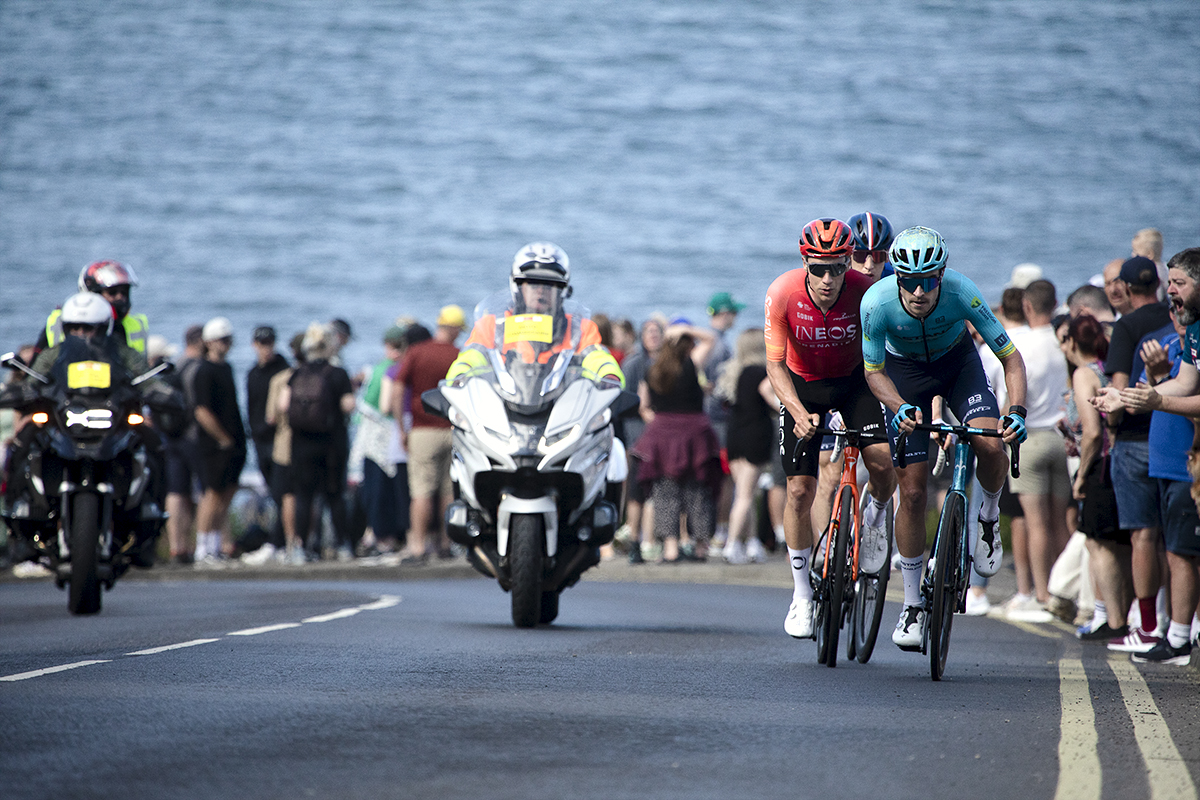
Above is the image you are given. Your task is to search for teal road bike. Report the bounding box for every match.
[898,421,1020,681]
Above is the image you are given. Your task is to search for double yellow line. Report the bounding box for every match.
[1054,653,1196,800]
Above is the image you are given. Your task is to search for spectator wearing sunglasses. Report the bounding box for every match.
[764,218,898,642]
[860,225,1029,652]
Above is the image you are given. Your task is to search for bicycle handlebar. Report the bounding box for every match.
[790,426,890,466]
[896,421,1021,478]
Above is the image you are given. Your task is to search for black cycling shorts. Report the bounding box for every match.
[779,368,886,478]
[883,335,1000,466]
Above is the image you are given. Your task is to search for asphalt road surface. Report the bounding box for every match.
[1,559,1197,800]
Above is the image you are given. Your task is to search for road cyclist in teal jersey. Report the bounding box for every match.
[858,226,1029,652]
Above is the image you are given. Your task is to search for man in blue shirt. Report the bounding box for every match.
[1102,247,1200,664]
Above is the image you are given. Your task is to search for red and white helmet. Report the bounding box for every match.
[78,260,139,293]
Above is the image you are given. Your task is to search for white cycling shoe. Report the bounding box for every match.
[858,520,889,575]
[784,598,814,639]
[974,516,1004,577]
[892,604,925,651]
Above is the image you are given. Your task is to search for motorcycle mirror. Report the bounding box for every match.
[610,390,640,418]
[0,351,51,384]
[421,388,451,420]
[131,360,174,386]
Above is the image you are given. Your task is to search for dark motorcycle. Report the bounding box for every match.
[1,341,181,614]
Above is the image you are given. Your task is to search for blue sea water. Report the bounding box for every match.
[2,0,1198,377]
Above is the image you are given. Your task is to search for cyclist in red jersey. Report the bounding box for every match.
[764,218,898,640]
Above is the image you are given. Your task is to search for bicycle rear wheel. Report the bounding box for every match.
[929,493,964,681]
[852,499,892,664]
[817,489,852,668]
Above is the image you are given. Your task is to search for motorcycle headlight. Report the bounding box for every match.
[543,425,579,447]
[586,408,611,433]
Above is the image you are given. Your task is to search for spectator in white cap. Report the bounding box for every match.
[192,317,246,565]
[1007,263,1044,290]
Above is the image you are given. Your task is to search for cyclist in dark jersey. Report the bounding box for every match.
[764,218,897,641]
[859,226,1028,650]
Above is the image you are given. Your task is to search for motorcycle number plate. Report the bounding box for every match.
[504,314,553,345]
[67,361,111,389]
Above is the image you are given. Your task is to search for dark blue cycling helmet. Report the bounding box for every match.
[848,212,895,252]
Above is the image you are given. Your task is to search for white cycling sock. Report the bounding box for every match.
[899,555,924,607]
[979,486,1002,521]
[788,546,813,601]
[863,497,888,529]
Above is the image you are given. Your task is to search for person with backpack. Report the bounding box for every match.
[281,322,356,560]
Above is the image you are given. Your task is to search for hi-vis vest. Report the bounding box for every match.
[46,309,150,353]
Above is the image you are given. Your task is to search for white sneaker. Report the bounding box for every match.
[858,519,888,574]
[974,516,1003,577]
[1005,595,1053,623]
[722,539,747,565]
[12,561,52,579]
[745,537,768,564]
[784,598,814,638]
[964,590,991,617]
[892,604,925,651]
[240,543,277,566]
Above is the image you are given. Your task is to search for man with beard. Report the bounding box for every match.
[1098,248,1200,664]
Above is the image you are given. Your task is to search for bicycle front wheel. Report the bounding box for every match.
[852,499,892,664]
[929,492,965,681]
[818,489,852,668]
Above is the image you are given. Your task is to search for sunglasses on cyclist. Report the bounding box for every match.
[897,274,942,294]
[807,260,850,279]
[852,249,888,264]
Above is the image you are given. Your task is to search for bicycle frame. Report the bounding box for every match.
[922,436,973,612]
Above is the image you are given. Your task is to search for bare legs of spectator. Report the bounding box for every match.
[166,492,194,562]
[1010,515,1033,598]
[195,486,236,559]
[1087,539,1133,628]
[1166,551,1200,640]
[726,459,765,560]
[1018,492,1072,603]
[1129,527,1164,633]
[407,493,449,558]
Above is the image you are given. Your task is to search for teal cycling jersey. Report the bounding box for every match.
[860,269,1016,370]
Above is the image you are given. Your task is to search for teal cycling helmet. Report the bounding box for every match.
[889,226,947,275]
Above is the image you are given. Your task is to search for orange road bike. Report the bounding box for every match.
[800,427,893,668]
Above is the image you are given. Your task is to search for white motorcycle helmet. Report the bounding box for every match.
[60,292,115,339]
[510,242,571,314]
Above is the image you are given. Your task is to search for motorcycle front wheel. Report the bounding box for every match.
[510,514,544,628]
[69,492,102,615]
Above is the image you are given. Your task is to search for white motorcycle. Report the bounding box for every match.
[422,297,636,627]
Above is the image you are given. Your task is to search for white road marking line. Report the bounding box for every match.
[226,623,302,637]
[303,608,362,623]
[2,595,400,683]
[126,639,221,656]
[1108,655,1198,800]
[358,595,401,611]
[1054,657,1101,800]
[0,660,111,682]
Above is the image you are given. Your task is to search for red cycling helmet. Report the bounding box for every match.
[799,219,854,259]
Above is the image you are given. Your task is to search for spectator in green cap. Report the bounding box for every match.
[703,291,746,549]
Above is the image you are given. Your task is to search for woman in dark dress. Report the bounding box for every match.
[632,325,720,562]
[717,328,775,563]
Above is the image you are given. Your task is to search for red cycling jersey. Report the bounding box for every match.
[764,268,871,381]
